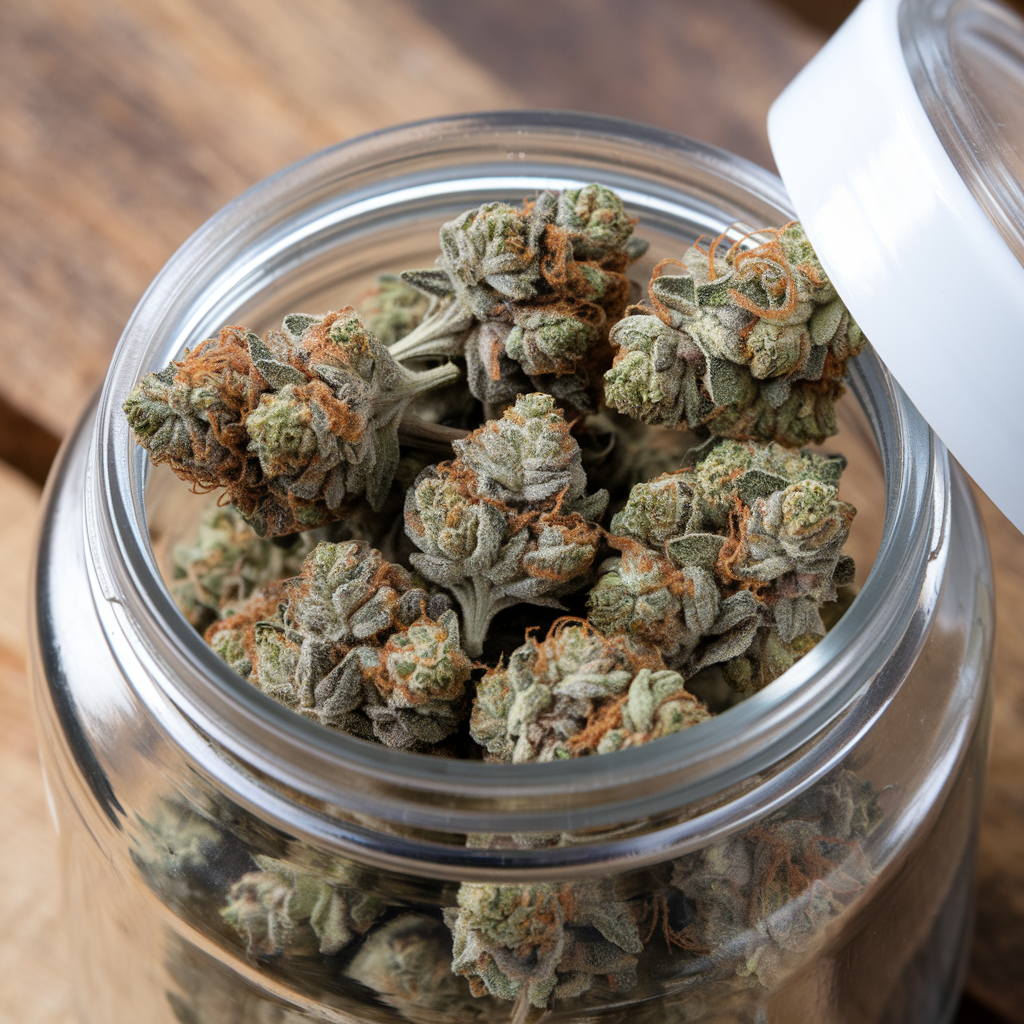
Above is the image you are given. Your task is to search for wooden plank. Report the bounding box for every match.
[0,0,518,441]
[0,462,40,661]
[410,0,823,168]
[0,464,74,1023]
[967,487,1024,1023]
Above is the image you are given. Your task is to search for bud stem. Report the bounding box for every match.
[388,302,472,361]
[397,412,469,456]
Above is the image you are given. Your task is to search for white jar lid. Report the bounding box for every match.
[769,0,1024,534]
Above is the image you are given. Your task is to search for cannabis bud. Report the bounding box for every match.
[590,439,855,691]
[604,222,864,445]
[123,308,460,536]
[170,503,313,631]
[360,273,432,347]
[452,391,609,520]
[222,854,385,957]
[447,879,642,1007]
[667,768,881,986]
[288,608,472,750]
[241,541,471,750]
[346,914,483,1022]
[471,620,709,761]
[405,395,605,656]
[390,185,647,409]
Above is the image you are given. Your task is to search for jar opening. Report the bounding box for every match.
[87,113,945,854]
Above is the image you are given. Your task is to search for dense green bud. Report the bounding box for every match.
[392,186,646,409]
[471,621,708,762]
[594,440,855,690]
[604,222,864,445]
[406,397,605,657]
[668,768,882,985]
[453,393,608,518]
[308,609,471,750]
[202,540,467,750]
[556,183,644,262]
[124,309,460,536]
[447,879,642,1007]
[170,504,313,630]
[587,543,740,666]
[405,462,601,657]
[221,854,385,957]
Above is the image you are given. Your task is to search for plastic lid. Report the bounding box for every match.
[769,0,1024,534]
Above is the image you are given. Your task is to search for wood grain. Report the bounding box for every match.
[967,486,1024,1022]
[0,464,74,1024]
[412,0,822,169]
[0,0,517,439]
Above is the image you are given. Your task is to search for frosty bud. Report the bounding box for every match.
[453,392,608,519]
[124,308,460,536]
[404,437,602,658]
[604,222,864,446]
[170,503,312,630]
[391,186,646,409]
[471,620,706,762]
[221,855,384,957]
[315,608,471,750]
[556,183,648,263]
[447,879,642,1008]
[596,439,856,690]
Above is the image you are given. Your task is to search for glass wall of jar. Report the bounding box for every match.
[29,113,994,1024]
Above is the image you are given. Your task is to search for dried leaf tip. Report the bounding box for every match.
[123,308,461,537]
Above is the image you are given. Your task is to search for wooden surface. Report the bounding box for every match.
[0,1,1021,1022]
[0,464,74,1024]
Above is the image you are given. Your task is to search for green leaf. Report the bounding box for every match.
[400,268,455,297]
[737,468,791,505]
[247,333,305,388]
[666,533,724,569]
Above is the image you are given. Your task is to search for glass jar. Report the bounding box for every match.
[29,112,994,1024]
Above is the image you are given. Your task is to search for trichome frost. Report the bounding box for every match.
[125,183,878,1021]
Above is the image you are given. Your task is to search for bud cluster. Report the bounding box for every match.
[604,223,864,445]
[169,503,314,631]
[221,854,386,958]
[590,439,856,692]
[206,540,470,752]
[124,308,460,536]
[446,879,643,1007]
[129,189,873,1017]
[470,619,709,762]
[391,184,648,409]
[405,393,608,657]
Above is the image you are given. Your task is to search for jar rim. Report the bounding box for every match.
[86,111,946,861]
